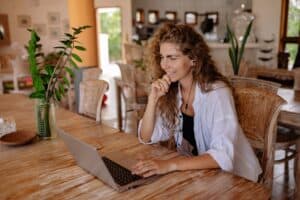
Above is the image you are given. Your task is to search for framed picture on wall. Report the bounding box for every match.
[62,19,70,32]
[148,10,159,25]
[33,24,47,36]
[49,27,61,39]
[184,12,198,25]
[17,15,31,28]
[165,11,177,22]
[0,14,11,46]
[135,8,145,24]
[207,12,219,25]
[48,12,60,25]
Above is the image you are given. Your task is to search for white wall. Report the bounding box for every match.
[0,0,69,54]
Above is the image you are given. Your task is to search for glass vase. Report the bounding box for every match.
[35,99,56,139]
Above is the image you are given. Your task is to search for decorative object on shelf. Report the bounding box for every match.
[257,35,275,67]
[206,12,219,25]
[165,11,177,23]
[227,19,253,75]
[200,15,214,34]
[26,25,90,139]
[135,8,145,24]
[277,52,290,69]
[0,14,11,46]
[184,12,197,25]
[231,3,256,43]
[148,10,159,25]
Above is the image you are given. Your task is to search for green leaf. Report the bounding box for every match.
[58,82,65,94]
[45,64,55,75]
[229,49,238,75]
[27,29,46,92]
[29,90,45,99]
[64,33,75,39]
[60,40,72,48]
[65,67,74,77]
[237,20,254,68]
[71,53,82,62]
[69,58,79,69]
[226,20,253,75]
[75,46,86,51]
[54,88,62,101]
[63,77,70,86]
[54,46,66,50]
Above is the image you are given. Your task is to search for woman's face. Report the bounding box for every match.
[159,42,193,83]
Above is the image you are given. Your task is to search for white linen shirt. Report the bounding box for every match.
[138,82,262,182]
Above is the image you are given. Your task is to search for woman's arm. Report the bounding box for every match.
[132,154,219,177]
[139,75,171,142]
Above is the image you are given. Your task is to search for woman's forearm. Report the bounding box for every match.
[132,153,220,177]
[139,97,158,142]
[172,154,219,171]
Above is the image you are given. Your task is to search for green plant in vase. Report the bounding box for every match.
[227,20,253,75]
[26,25,90,139]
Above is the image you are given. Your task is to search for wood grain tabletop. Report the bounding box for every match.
[0,94,271,199]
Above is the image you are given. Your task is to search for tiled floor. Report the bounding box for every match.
[100,71,297,200]
[272,150,296,200]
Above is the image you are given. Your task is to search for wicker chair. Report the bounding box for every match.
[123,42,143,65]
[230,76,286,190]
[115,63,147,132]
[79,80,108,123]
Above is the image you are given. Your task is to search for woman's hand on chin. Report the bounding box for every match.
[149,75,171,102]
[131,159,176,177]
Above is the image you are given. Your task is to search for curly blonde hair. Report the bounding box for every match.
[145,23,229,130]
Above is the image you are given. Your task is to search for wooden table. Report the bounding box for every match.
[277,88,300,199]
[0,94,270,199]
[278,88,300,129]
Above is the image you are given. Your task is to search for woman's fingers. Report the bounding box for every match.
[132,160,158,177]
[162,74,171,85]
[142,170,157,177]
[158,79,169,93]
[152,80,168,95]
[149,76,172,101]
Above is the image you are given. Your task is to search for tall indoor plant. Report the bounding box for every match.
[27,25,90,139]
[227,20,253,75]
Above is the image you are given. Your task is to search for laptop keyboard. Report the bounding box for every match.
[102,156,143,186]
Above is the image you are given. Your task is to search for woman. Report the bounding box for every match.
[131,23,262,182]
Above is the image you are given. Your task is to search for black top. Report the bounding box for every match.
[182,112,198,156]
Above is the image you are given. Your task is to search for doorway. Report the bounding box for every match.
[97,7,122,66]
[96,7,122,121]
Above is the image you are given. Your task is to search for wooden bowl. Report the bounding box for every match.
[0,130,36,146]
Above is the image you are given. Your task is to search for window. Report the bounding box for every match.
[279,0,300,69]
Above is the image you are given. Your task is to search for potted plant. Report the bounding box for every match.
[27,25,90,139]
[227,20,253,75]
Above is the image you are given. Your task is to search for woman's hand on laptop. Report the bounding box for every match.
[131,159,176,177]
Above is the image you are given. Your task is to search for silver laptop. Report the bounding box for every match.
[58,129,157,192]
